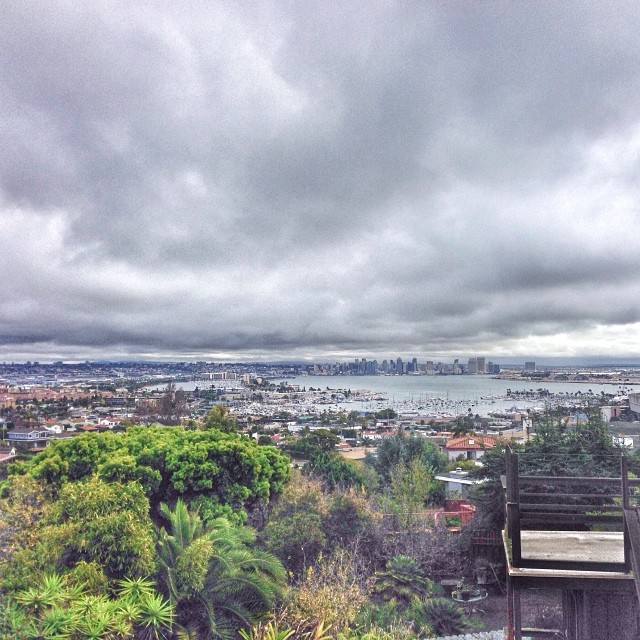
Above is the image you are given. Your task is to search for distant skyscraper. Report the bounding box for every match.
[468,357,477,374]
[396,357,403,374]
[524,361,536,372]
[477,357,486,373]
[412,357,418,373]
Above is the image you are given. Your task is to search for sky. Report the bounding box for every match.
[2,1,640,363]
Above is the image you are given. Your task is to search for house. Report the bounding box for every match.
[435,468,485,498]
[7,427,51,449]
[445,434,497,461]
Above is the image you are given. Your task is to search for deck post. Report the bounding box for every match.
[512,586,522,640]
[623,456,632,572]
[506,448,521,566]
[622,455,630,509]
[506,571,514,640]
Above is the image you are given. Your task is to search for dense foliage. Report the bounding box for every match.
[283,429,340,459]
[0,574,174,640]
[0,419,507,639]
[261,477,382,578]
[366,432,446,486]
[11,426,290,522]
[156,500,285,639]
[302,452,369,491]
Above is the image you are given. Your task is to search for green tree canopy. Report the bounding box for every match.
[16,426,290,522]
[0,477,156,591]
[367,432,446,486]
[302,451,368,491]
[53,477,156,579]
[283,429,340,459]
[203,404,237,433]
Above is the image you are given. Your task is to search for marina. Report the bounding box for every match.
[146,375,631,424]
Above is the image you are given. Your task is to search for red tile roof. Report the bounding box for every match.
[445,434,497,450]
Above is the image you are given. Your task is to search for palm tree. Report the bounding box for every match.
[156,500,285,639]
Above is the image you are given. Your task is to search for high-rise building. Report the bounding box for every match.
[477,357,486,373]
[524,361,536,372]
[396,357,404,374]
[468,357,477,374]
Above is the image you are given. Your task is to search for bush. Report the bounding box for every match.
[262,477,328,576]
[284,550,371,636]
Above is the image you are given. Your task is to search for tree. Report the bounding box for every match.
[386,459,441,529]
[451,415,474,437]
[471,406,626,530]
[0,475,52,567]
[54,476,156,580]
[20,426,290,522]
[322,491,383,568]
[0,477,156,592]
[367,432,446,486]
[156,500,285,639]
[158,382,187,425]
[303,451,367,491]
[261,477,328,577]
[284,429,340,459]
[203,405,237,433]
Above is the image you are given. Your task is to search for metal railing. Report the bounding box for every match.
[505,448,640,572]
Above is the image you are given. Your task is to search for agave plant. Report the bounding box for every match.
[14,573,67,616]
[409,597,468,636]
[134,591,175,640]
[8,572,173,640]
[239,620,295,640]
[374,556,432,607]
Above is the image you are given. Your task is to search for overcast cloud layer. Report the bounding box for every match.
[2,1,640,362]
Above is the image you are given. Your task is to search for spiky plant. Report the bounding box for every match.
[410,597,468,636]
[156,499,286,639]
[374,556,432,607]
[239,620,295,640]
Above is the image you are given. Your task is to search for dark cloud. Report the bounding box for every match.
[2,1,640,361]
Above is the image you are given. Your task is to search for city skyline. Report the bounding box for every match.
[2,3,640,362]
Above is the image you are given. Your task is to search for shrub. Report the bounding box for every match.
[284,550,371,636]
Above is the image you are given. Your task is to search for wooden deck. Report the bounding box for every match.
[521,530,625,565]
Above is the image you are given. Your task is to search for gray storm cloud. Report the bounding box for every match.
[1,1,640,361]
